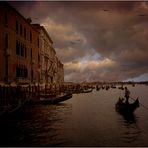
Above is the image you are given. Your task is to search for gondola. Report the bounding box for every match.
[115,97,140,114]
[30,93,72,105]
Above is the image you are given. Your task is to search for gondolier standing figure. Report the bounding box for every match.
[124,87,130,104]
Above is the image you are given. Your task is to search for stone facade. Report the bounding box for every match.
[32,24,56,84]
[55,57,64,84]
[0,2,64,85]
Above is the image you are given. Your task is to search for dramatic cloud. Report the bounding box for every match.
[10,1,148,82]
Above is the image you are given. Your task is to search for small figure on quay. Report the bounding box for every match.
[124,87,130,104]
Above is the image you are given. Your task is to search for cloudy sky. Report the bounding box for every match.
[10,1,148,82]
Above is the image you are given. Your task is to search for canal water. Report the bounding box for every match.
[0,84,148,146]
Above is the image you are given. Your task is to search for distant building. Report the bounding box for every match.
[32,24,56,84]
[55,57,64,83]
[32,24,64,84]
[0,2,64,85]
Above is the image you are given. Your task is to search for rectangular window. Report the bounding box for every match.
[16,66,19,77]
[16,40,20,55]
[25,46,27,58]
[24,68,28,78]
[16,65,22,77]
[19,41,21,55]
[20,65,23,77]
[22,45,24,57]
[16,20,18,33]
[24,28,26,39]
[4,33,8,49]
[20,24,22,36]
[30,31,32,42]
[22,65,24,77]
[30,48,32,59]
[5,58,8,77]
[21,43,24,57]
[31,69,33,81]
[16,65,27,78]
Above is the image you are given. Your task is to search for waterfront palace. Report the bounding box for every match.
[0,2,64,85]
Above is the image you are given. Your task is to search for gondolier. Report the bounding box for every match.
[116,87,139,115]
[124,87,130,104]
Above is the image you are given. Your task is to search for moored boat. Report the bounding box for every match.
[81,88,93,93]
[96,85,100,91]
[111,85,116,89]
[30,93,72,105]
[70,88,93,94]
[118,86,124,90]
[115,97,140,114]
[0,99,26,117]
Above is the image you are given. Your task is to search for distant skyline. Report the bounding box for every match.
[10,1,148,82]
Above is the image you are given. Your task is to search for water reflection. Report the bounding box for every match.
[0,103,72,147]
[117,112,141,146]
[0,85,148,146]
[121,113,137,124]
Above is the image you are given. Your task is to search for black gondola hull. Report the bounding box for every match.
[115,98,139,115]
